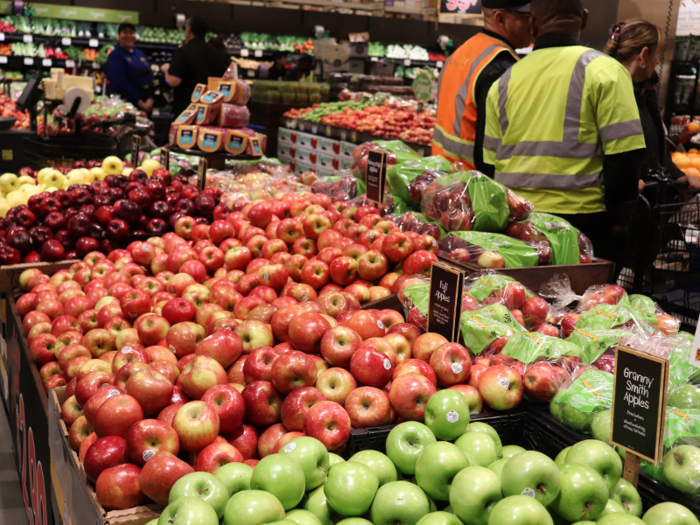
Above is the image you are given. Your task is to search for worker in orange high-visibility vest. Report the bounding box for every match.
[433,0,532,174]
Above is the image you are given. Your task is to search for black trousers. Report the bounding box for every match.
[557,212,628,284]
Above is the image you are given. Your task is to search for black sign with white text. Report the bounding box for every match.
[160,147,170,172]
[131,135,141,168]
[428,262,465,342]
[611,346,668,463]
[366,149,387,204]
[198,157,208,191]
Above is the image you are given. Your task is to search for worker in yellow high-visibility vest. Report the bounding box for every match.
[432,0,532,174]
[483,0,646,277]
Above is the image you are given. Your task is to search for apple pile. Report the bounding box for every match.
[0,164,222,265]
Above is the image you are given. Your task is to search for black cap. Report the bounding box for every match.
[482,0,530,12]
[118,22,136,33]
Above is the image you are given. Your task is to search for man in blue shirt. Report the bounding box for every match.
[104,23,155,113]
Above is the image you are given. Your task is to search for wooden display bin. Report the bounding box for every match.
[49,387,161,525]
[439,256,615,295]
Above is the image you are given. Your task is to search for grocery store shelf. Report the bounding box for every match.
[0,32,181,50]
[266,0,384,10]
[0,55,99,68]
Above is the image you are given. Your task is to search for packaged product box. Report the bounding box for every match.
[197,127,225,152]
[340,158,352,170]
[340,141,356,158]
[296,148,317,165]
[296,160,314,175]
[215,104,250,128]
[194,103,220,125]
[246,134,265,157]
[217,80,236,102]
[318,137,342,156]
[278,127,293,145]
[208,77,223,92]
[224,129,250,155]
[176,125,198,150]
[318,153,340,171]
[168,124,179,145]
[185,103,198,113]
[191,83,207,102]
[200,90,225,106]
[297,132,316,149]
[316,167,335,178]
[278,143,292,159]
[173,110,197,126]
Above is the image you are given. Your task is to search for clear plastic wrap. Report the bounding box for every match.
[215,104,251,128]
[550,368,614,434]
[439,232,547,268]
[310,172,358,202]
[233,79,251,105]
[395,211,443,240]
[422,175,475,232]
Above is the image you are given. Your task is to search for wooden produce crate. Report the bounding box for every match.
[49,387,161,525]
[361,293,402,313]
[439,256,614,295]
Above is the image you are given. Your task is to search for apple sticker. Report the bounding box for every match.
[521,488,536,498]
[451,363,463,374]
[383,359,391,370]
[143,449,156,462]
[108,389,120,398]
[498,378,510,389]
[169,345,177,354]
[446,410,459,423]
[377,320,384,329]
[284,443,296,453]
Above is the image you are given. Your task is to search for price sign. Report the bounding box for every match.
[437,61,444,68]
[254,49,263,58]
[92,63,100,69]
[23,34,32,43]
[198,158,208,191]
[428,262,465,342]
[365,149,387,205]
[66,60,75,68]
[160,147,170,171]
[371,57,378,62]
[412,70,434,103]
[42,59,52,67]
[247,69,254,78]
[325,126,331,137]
[0,56,7,64]
[403,59,411,66]
[131,135,142,168]
[0,33,4,41]
[89,38,99,48]
[24,58,34,65]
[62,37,71,46]
[240,49,250,57]
[340,131,347,141]
[311,125,318,134]
[611,346,669,483]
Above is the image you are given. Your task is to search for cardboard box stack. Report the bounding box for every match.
[277,126,355,176]
[169,78,267,157]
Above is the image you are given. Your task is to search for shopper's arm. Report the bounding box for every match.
[165,73,182,88]
[103,53,141,106]
[164,51,184,88]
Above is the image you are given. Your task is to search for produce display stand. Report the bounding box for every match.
[360,293,402,313]
[49,386,161,525]
[167,146,258,171]
[531,410,700,515]
[438,255,615,295]
[248,101,311,157]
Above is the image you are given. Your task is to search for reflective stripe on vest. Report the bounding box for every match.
[494,49,643,189]
[433,34,517,166]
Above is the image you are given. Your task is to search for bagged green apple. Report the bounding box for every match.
[628,294,682,335]
[550,368,614,434]
[460,309,515,355]
[574,303,654,335]
[502,212,594,265]
[501,331,581,365]
[440,231,543,268]
[668,332,700,387]
[665,408,700,448]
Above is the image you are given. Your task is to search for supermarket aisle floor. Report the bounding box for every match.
[0,406,29,525]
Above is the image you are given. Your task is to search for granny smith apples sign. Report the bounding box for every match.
[412,72,434,103]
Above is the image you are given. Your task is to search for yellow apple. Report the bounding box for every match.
[36,167,52,184]
[0,200,10,218]
[6,191,28,207]
[122,167,133,177]
[102,156,124,175]
[18,175,36,186]
[90,167,107,181]
[140,159,162,177]
[66,170,86,187]
[44,171,66,189]
[0,173,19,194]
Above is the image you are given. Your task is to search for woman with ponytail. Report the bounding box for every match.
[605,20,700,192]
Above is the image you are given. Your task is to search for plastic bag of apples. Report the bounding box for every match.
[503,212,595,265]
[550,367,614,434]
[439,231,549,268]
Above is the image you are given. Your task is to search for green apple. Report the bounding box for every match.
[329,453,345,466]
[594,514,646,525]
[336,519,373,525]
[551,400,564,421]
[286,509,324,525]
[642,502,700,525]
[424,390,470,441]
[661,445,700,495]
[146,520,158,525]
[464,423,502,457]
[554,447,570,467]
[386,422,437,475]
[251,454,306,510]
[449,466,501,525]
[570,523,595,525]
[500,445,526,459]
[610,478,642,517]
[600,499,626,516]
[549,463,608,522]
[428,496,437,512]
[224,490,286,525]
[283,437,330,491]
[591,410,612,444]
[487,458,508,477]
[370,481,430,525]
[169,472,229,518]
[215,462,253,497]
[325,461,379,516]
[268,521,298,525]
[303,486,341,525]
[669,384,700,409]
[443,505,454,514]
[560,404,593,433]
[415,442,471,501]
[415,512,463,525]
[349,450,398,486]
[159,496,219,525]
[500,451,560,507]
[565,439,622,496]
[485,495,553,525]
[454,432,498,467]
